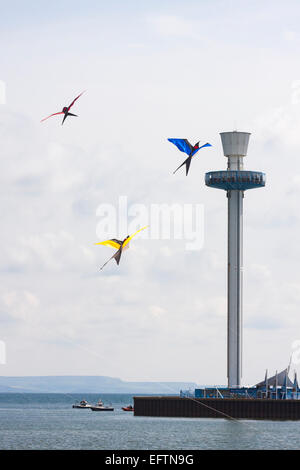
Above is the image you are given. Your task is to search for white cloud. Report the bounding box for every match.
[4,231,94,273]
[283,30,300,42]
[1,290,39,323]
[149,305,166,317]
[149,15,200,39]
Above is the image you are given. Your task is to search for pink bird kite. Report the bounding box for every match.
[41,91,85,125]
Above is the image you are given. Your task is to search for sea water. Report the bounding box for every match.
[0,393,299,450]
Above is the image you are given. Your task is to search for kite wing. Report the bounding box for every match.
[190,142,212,157]
[94,239,122,250]
[41,112,64,122]
[122,225,148,248]
[68,91,85,110]
[168,138,192,155]
[199,142,212,150]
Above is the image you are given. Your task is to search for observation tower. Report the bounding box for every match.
[205,131,266,388]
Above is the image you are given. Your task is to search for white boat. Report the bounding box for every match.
[72,399,92,409]
[90,398,114,411]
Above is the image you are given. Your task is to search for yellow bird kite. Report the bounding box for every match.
[95,226,148,270]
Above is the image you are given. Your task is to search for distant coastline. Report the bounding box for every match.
[0,376,200,394]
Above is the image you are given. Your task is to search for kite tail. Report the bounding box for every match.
[100,248,123,271]
[173,155,192,176]
[114,248,122,265]
[61,113,78,125]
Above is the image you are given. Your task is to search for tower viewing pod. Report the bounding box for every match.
[205,132,266,388]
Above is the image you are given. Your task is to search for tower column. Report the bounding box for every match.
[227,189,243,387]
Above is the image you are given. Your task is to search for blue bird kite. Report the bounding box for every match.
[168,138,212,175]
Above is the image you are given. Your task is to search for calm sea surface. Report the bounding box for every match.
[0,393,300,450]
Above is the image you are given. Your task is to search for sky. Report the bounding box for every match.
[1,0,300,385]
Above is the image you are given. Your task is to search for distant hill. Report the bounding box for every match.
[0,376,200,394]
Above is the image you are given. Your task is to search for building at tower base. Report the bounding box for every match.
[192,368,299,400]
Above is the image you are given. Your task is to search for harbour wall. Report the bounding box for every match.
[133,396,300,420]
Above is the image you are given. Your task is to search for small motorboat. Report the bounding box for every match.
[90,398,114,411]
[122,405,134,411]
[72,399,92,409]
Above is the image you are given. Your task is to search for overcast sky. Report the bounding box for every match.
[1,0,300,385]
